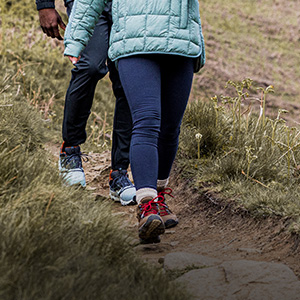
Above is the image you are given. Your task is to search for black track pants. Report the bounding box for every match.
[63,1,132,170]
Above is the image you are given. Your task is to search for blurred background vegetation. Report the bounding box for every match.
[1,0,300,298]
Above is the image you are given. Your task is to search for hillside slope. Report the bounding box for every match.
[194,0,300,123]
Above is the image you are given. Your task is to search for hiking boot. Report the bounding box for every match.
[109,169,136,205]
[58,142,86,187]
[157,188,179,229]
[137,196,165,241]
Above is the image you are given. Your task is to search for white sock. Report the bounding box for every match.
[157,178,169,190]
[136,188,157,204]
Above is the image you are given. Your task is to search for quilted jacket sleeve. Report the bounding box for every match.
[64,0,107,57]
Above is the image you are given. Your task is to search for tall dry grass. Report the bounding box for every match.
[179,79,300,232]
[0,67,190,300]
[0,1,190,299]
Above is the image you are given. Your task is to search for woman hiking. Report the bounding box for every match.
[64,0,205,243]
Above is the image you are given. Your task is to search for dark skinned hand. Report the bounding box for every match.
[38,8,66,40]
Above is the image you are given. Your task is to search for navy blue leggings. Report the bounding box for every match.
[118,55,194,191]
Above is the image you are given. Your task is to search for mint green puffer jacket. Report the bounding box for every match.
[64,0,205,69]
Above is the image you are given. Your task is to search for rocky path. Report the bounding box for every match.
[50,145,300,299]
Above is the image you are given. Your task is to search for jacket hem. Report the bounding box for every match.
[36,2,55,10]
[110,49,202,62]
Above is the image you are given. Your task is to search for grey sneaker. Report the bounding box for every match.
[59,142,86,187]
[109,169,136,205]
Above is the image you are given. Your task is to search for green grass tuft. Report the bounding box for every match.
[179,79,300,232]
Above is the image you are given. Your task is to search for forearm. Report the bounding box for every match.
[64,0,107,57]
[36,0,55,10]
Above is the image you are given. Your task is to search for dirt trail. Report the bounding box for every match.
[49,144,300,298]
[80,149,300,270]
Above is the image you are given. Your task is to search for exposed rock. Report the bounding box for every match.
[176,260,300,300]
[163,252,221,271]
[237,247,262,254]
[170,241,179,247]
[165,230,176,234]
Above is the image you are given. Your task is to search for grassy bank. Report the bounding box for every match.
[177,0,300,232]
[0,86,189,299]
[179,79,300,232]
[193,0,300,122]
[0,1,189,299]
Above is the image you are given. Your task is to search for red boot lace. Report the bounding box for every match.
[157,188,174,216]
[158,188,174,199]
[140,195,164,218]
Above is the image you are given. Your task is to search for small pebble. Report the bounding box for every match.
[165,230,176,234]
[170,241,179,247]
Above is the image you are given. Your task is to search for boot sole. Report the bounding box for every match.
[139,215,165,240]
[165,219,179,229]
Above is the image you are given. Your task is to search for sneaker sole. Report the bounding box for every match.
[110,189,137,206]
[120,197,137,206]
[109,190,121,202]
[139,215,165,240]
